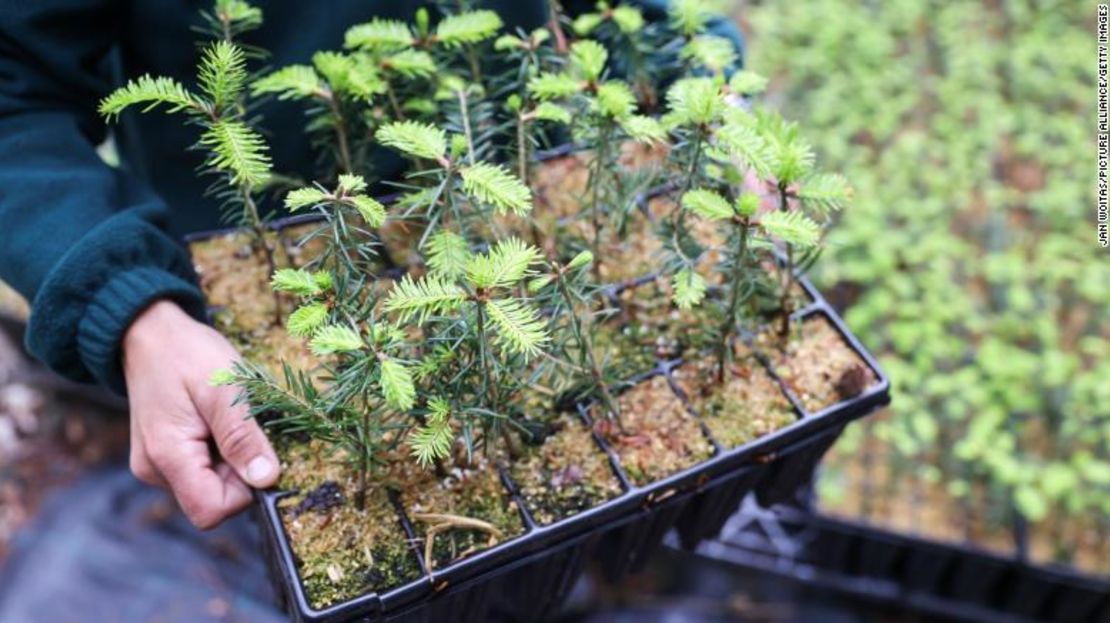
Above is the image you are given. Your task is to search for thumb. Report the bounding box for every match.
[202,382,280,489]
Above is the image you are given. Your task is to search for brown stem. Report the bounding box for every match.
[555,274,623,429]
[776,184,795,339]
[476,301,516,458]
[456,89,476,166]
[465,47,483,84]
[716,220,751,384]
[243,188,283,325]
[385,82,405,120]
[356,412,370,511]
[587,124,613,281]
[547,1,569,54]
[325,93,353,174]
[516,113,529,182]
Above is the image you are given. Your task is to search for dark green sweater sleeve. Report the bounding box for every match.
[0,0,207,394]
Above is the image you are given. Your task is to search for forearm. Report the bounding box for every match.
[0,111,207,394]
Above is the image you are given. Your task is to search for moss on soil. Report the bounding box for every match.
[672,353,797,450]
[595,376,713,486]
[392,457,524,572]
[276,441,422,609]
[509,414,623,525]
[592,277,713,368]
[762,315,878,414]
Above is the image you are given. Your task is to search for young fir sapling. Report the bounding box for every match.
[528,40,664,278]
[385,236,550,458]
[571,2,654,106]
[343,9,503,119]
[252,53,386,176]
[529,251,624,427]
[214,172,401,510]
[282,173,388,287]
[375,120,533,244]
[658,74,846,380]
[98,36,285,321]
[745,110,851,337]
[202,0,263,47]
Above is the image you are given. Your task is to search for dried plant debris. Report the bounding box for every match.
[393,457,524,572]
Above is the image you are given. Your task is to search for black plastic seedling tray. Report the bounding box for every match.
[695,502,1110,623]
[185,161,891,622]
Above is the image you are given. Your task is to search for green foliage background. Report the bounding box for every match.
[740,0,1109,568]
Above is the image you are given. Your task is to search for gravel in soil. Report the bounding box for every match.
[508,414,623,526]
[277,440,422,609]
[760,315,878,414]
[595,376,714,487]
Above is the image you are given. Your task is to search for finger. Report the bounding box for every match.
[151,436,252,529]
[200,383,280,489]
[128,412,167,488]
[129,447,167,488]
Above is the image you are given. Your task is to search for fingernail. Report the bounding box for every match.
[247,456,274,484]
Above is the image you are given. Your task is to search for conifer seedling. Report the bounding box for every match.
[99,10,285,321]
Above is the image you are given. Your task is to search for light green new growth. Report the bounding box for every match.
[200,119,272,186]
[309,325,364,355]
[377,121,447,160]
[287,303,330,338]
[385,274,467,323]
[459,163,533,216]
[682,189,734,221]
[98,76,198,120]
[379,358,416,411]
[408,398,454,467]
[435,10,503,47]
[344,18,414,51]
[673,268,708,310]
[425,231,471,280]
[271,268,329,296]
[198,40,249,110]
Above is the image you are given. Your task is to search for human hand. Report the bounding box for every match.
[122,300,280,528]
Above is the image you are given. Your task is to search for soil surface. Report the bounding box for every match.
[509,414,623,525]
[391,456,525,573]
[593,277,712,368]
[672,354,797,450]
[277,441,421,609]
[762,315,878,414]
[595,376,714,487]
